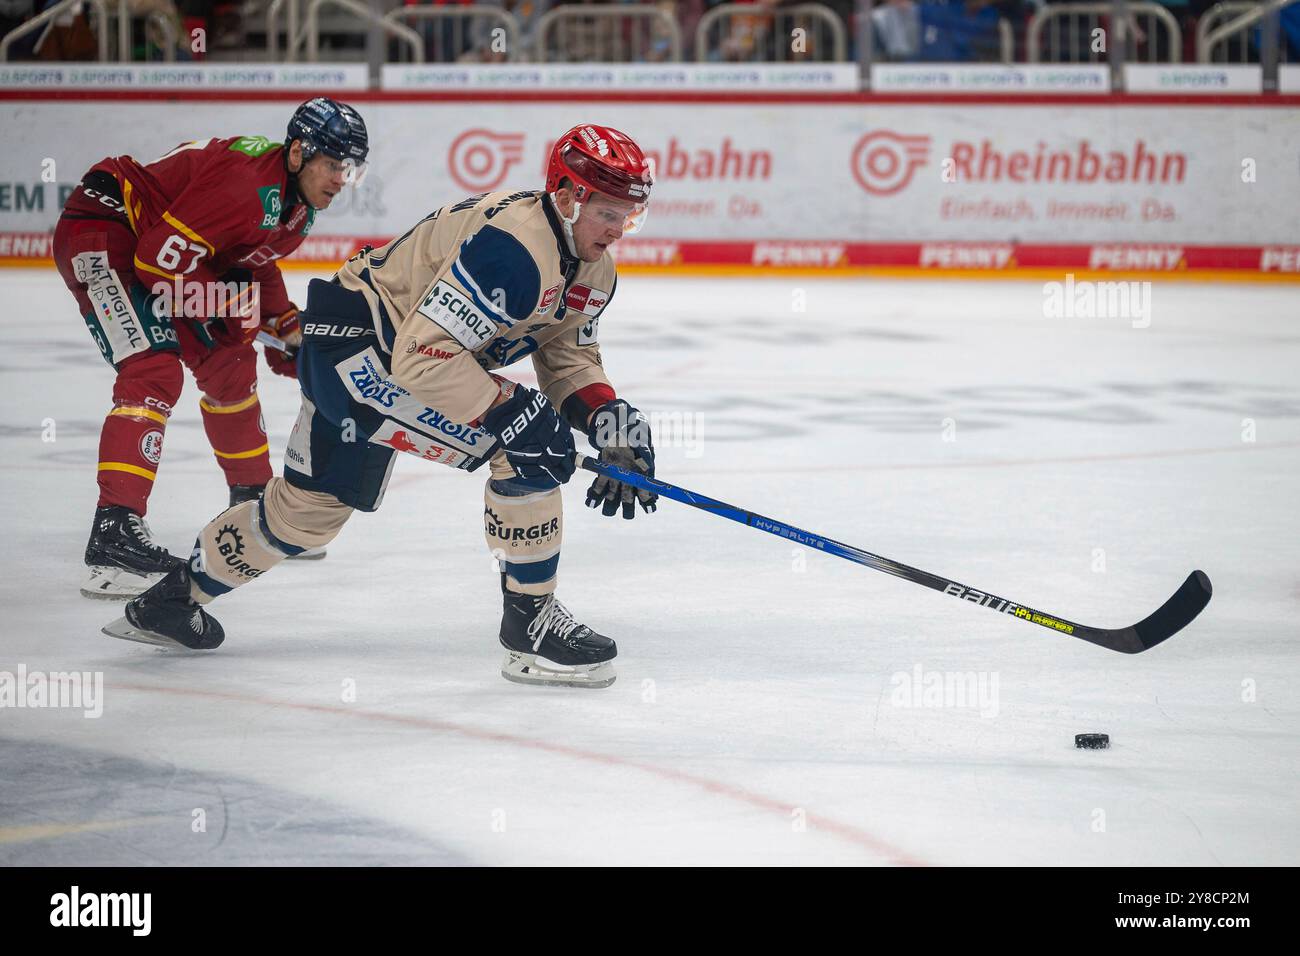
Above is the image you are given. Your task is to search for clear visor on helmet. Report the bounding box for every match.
[310,150,369,187]
[581,196,650,236]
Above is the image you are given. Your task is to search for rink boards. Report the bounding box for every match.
[1,92,1298,279]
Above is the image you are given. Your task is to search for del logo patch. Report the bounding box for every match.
[565,284,608,317]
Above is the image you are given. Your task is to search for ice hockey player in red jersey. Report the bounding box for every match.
[54,97,369,599]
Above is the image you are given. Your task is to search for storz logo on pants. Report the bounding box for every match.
[346,355,407,409]
[337,348,494,458]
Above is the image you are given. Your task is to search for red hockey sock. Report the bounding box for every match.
[97,407,168,513]
[96,352,182,514]
[200,391,272,487]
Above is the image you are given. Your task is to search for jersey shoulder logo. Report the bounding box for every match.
[230,135,280,158]
[257,185,282,230]
[536,282,562,315]
[416,280,497,350]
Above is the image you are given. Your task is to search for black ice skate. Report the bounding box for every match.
[102,564,225,650]
[499,577,617,688]
[81,505,184,600]
[228,484,326,561]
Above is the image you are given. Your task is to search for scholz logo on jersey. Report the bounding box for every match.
[346,355,406,409]
[416,281,496,350]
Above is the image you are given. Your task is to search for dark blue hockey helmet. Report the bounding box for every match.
[286,97,369,179]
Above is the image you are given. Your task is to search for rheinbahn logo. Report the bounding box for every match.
[448,129,526,193]
[851,130,931,195]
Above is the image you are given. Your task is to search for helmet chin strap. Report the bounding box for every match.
[550,191,582,258]
[283,149,317,213]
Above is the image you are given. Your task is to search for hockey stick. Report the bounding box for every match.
[256,330,293,354]
[575,455,1211,654]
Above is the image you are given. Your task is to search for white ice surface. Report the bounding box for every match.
[1,269,1297,865]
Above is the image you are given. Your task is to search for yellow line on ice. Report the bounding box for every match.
[0,815,171,844]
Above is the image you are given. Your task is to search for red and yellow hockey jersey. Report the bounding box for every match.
[77,135,315,316]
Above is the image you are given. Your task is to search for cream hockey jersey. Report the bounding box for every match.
[335,189,617,428]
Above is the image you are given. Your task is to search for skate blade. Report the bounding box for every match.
[285,546,327,561]
[102,616,209,651]
[500,651,616,689]
[80,565,166,601]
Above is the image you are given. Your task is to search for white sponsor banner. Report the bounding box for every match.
[381,63,859,91]
[0,63,369,89]
[1280,65,1300,94]
[871,64,1110,94]
[1,99,1297,245]
[1123,64,1263,94]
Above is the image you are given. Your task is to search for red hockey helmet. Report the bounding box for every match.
[546,124,653,233]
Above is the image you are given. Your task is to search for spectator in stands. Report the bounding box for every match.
[1285,2,1300,59]
[1,0,33,47]
[872,0,922,60]
[128,0,188,58]
[15,0,99,60]
[915,0,1002,62]
[776,0,855,60]
[463,0,551,62]
[643,0,682,62]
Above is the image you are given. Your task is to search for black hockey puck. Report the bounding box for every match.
[1075,733,1109,749]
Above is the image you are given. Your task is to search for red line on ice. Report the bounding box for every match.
[114,681,926,865]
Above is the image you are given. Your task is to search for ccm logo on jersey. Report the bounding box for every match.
[416,281,496,349]
[565,284,608,317]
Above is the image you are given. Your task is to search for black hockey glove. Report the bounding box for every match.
[481,384,576,488]
[585,399,657,519]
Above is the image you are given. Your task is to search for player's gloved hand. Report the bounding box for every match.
[481,382,576,488]
[205,268,262,347]
[260,306,300,379]
[585,399,657,519]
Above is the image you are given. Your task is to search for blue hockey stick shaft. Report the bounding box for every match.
[573,453,1211,654]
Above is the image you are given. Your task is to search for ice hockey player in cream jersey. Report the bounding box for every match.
[104,124,660,690]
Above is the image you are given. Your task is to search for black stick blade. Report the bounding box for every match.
[1079,570,1213,654]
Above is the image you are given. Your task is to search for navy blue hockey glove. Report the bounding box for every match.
[481,384,576,488]
[585,399,657,519]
